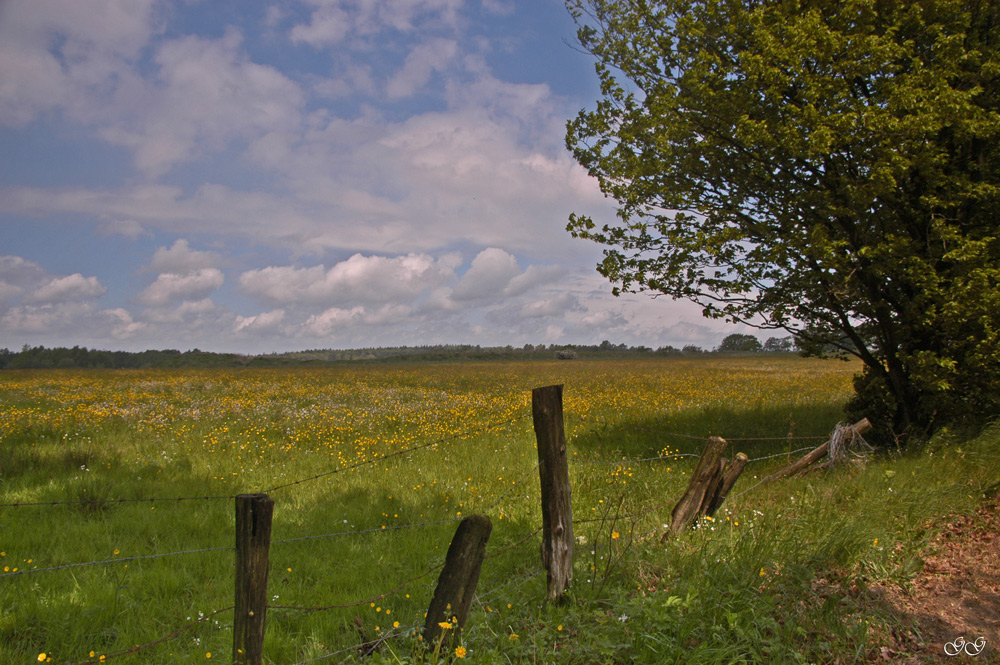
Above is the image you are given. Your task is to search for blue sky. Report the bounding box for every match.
[0,0,749,354]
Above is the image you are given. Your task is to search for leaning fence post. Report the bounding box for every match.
[666,436,729,536]
[706,452,749,516]
[532,384,573,600]
[233,493,273,665]
[423,515,492,647]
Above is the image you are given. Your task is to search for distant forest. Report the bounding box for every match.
[0,335,797,370]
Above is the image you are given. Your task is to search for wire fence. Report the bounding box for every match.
[59,606,234,665]
[3,386,845,664]
[0,493,239,509]
[0,545,233,580]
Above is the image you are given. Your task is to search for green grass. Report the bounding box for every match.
[0,358,996,664]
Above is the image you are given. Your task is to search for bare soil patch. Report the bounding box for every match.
[865,496,1000,663]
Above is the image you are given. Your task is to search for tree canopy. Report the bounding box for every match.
[566,0,1000,441]
[716,333,763,353]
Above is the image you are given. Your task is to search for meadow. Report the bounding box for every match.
[1,357,997,664]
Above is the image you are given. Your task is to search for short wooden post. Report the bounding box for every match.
[423,515,492,646]
[532,385,573,600]
[233,493,273,665]
[666,436,728,535]
[706,452,749,516]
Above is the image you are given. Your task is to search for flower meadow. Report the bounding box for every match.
[0,357,875,663]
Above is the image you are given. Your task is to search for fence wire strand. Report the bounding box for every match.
[0,493,237,509]
[569,416,828,444]
[268,560,446,618]
[0,545,233,580]
[475,567,544,605]
[272,455,539,547]
[289,621,419,665]
[59,606,234,664]
[271,517,463,546]
[264,416,528,495]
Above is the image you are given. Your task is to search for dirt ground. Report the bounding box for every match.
[864,495,1000,664]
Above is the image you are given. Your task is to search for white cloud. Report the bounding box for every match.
[451,247,520,301]
[233,309,285,334]
[310,65,377,99]
[504,265,566,298]
[100,29,305,176]
[290,0,462,47]
[0,281,22,303]
[240,252,458,306]
[301,305,366,336]
[136,269,225,307]
[290,3,351,46]
[0,0,760,354]
[386,38,459,98]
[0,257,106,319]
[298,302,420,338]
[263,5,286,30]
[0,60,612,259]
[106,307,147,339]
[0,0,157,126]
[99,219,150,239]
[481,0,514,16]
[0,255,48,301]
[519,293,583,319]
[148,239,222,273]
[141,298,221,324]
[1,302,97,334]
[363,303,414,326]
[580,309,629,329]
[28,274,107,304]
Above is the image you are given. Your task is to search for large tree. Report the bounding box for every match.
[566,0,1000,441]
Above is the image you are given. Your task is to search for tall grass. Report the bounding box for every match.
[1,358,995,663]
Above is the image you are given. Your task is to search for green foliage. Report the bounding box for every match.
[715,333,762,353]
[566,0,1000,441]
[762,336,794,352]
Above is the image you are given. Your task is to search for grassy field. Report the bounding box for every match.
[1,357,997,664]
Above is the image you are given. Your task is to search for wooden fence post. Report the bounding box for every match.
[666,436,729,535]
[423,515,492,646]
[532,385,574,601]
[706,452,749,517]
[233,493,273,665]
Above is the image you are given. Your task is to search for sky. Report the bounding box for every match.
[0,0,754,354]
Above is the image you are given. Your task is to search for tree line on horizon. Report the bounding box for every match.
[0,335,798,370]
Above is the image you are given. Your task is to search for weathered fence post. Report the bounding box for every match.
[706,452,749,516]
[666,436,729,536]
[532,384,574,601]
[423,515,492,646]
[233,493,273,665]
